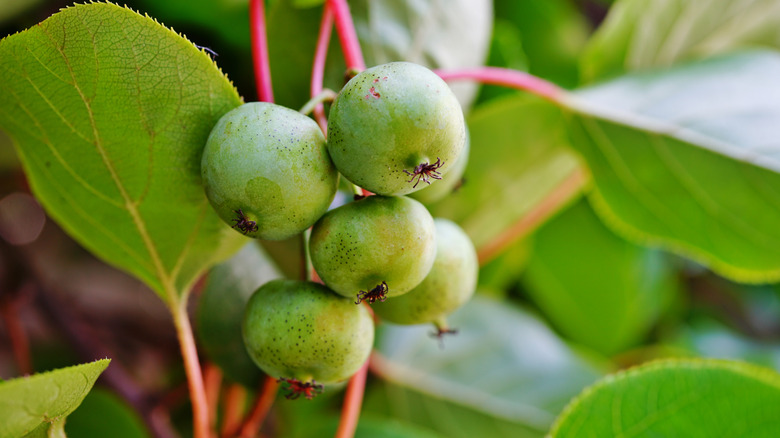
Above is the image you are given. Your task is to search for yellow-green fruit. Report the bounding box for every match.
[309,195,436,300]
[201,102,338,240]
[373,219,478,325]
[242,280,374,384]
[327,62,466,196]
[409,131,470,204]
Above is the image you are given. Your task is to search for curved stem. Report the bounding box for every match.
[327,0,365,72]
[239,376,280,438]
[477,167,588,266]
[171,298,210,438]
[250,0,274,102]
[299,89,338,117]
[335,360,369,438]
[434,67,567,105]
[312,5,335,133]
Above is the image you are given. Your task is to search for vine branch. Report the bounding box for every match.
[335,360,369,438]
[250,0,274,102]
[312,4,335,133]
[327,0,365,72]
[434,67,567,104]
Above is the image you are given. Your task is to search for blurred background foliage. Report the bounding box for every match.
[2,0,780,437]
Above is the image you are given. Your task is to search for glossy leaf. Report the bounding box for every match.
[582,0,780,82]
[565,50,780,282]
[65,389,150,438]
[523,199,676,355]
[430,95,581,249]
[0,359,110,438]
[550,359,780,437]
[350,0,493,108]
[0,3,246,297]
[374,295,604,433]
[196,242,282,387]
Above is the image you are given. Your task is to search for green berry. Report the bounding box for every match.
[242,280,374,385]
[201,102,338,240]
[327,62,466,196]
[309,195,436,301]
[373,219,477,325]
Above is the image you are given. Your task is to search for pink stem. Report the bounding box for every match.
[250,0,274,102]
[239,376,280,438]
[327,0,366,72]
[172,303,210,438]
[434,67,566,104]
[312,5,334,134]
[335,360,369,438]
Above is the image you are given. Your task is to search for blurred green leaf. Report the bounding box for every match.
[311,414,442,438]
[0,3,245,297]
[0,128,20,171]
[582,0,780,82]
[196,242,282,387]
[549,359,780,437]
[566,50,780,282]
[65,388,149,438]
[478,239,530,293]
[0,0,42,25]
[430,95,581,249]
[523,199,676,355]
[0,359,110,438]
[350,0,493,108]
[374,295,604,434]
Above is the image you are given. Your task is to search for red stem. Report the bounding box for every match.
[239,376,280,438]
[220,384,247,438]
[171,302,210,438]
[250,0,274,102]
[312,5,335,134]
[203,363,223,434]
[0,293,33,375]
[335,360,369,438]
[327,0,365,72]
[434,67,566,104]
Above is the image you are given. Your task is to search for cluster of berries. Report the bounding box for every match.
[201,62,477,398]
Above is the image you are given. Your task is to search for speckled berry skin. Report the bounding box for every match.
[201,102,338,240]
[309,195,436,299]
[373,219,477,325]
[409,131,470,204]
[327,62,466,196]
[242,280,374,384]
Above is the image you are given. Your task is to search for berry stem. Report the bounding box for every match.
[171,298,210,438]
[299,89,338,117]
[327,0,366,72]
[239,376,280,438]
[477,166,588,265]
[434,67,567,104]
[335,360,370,438]
[250,0,274,102]
[220,384,247,438]
[203,363,223,433]
[312,4,335,133]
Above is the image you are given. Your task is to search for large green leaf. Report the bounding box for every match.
[374,295,604,434]
[430,95,581,249]
[350,0,492,108]
[523,199,676,355]
[581,0,780,82]
[549,359,780,437]
[0,359,110,438]
[565,50,780,282]
[65,388,150,438]
[0,3,245,297]
[196,242,282,388]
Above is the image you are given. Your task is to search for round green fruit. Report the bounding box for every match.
[242,280,374,384]
[409,129,470,204]
[309,195,436,301]
[327,62,466,196]
[201,102,338,240]
[373,219,477,325]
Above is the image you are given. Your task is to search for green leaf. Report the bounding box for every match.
[430,95,581,249]
[523,199,676,355]
[0,359,110,438]
[196,242,282,387]
[565,50,780,282]
[0,0,42,25]
[549,359,780,437]
[350,0,493,108]
[581,0,780,82]
[65,388,150,438]
[313,415,443,438]
[374,295,604,433]
[0,3,246,297]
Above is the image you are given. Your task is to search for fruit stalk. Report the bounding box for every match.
[239,376,280,438]
[312,4,334,133]
[335,359,370,438]
[250,0,274,102]
[434,67,567,104]
[171,299,210,438]
[328,0,365,71]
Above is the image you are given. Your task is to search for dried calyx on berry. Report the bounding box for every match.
[278,378,323,400]
[404,158,444,188]
[355,281,388,304]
